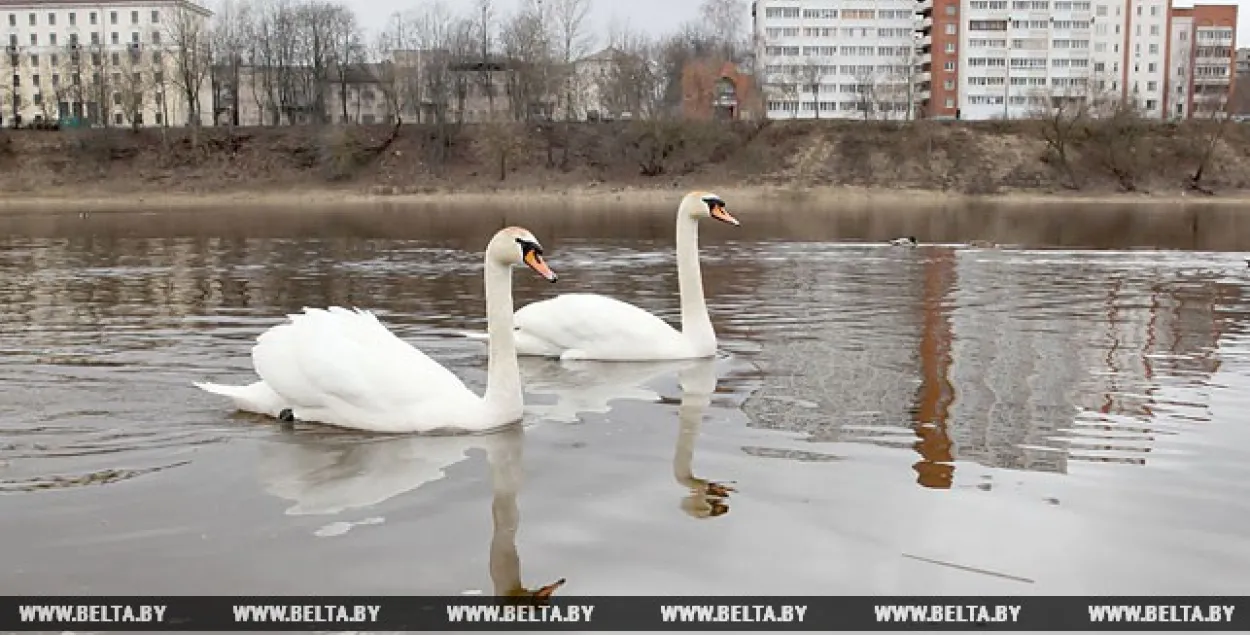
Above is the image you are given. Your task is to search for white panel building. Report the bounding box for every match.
[754,0,924,119]
[0,0,212,128]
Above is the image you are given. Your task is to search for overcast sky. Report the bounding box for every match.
[332,0,1250,53]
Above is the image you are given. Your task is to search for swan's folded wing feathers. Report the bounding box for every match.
[514,293,683,354]
[253,307,476,417]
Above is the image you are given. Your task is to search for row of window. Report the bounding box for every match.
[11,70,167,88]
[767,100,914,112]
[8,30,161,48]
[7,50,165,71]
[763,8,917,20]
[5,9,160,28]
[5,97,170,125]
[765,27,916,39]
[765,64,913,77]
[765,46,914,57]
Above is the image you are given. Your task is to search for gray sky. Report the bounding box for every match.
[339,0,706,49]
[333,0,1250,54]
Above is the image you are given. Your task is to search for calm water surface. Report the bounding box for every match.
[1,202,1249,598]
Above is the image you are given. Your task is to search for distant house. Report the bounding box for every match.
[681,58,761,121]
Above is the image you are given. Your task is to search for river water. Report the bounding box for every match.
[0,201,1248,597]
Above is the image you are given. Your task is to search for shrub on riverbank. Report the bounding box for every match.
[1,118,1248,198]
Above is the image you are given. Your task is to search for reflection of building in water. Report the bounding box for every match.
[937,254,1225,482]
[739,250,925,444]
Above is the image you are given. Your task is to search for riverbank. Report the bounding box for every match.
[1,119,1248,213]
[2,183,1249,215]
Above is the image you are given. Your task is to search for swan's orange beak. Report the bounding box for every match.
[710,204,739,226]
[524,250,558,283]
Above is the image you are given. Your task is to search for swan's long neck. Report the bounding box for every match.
[676,214,715,355]
[483,260,523,422]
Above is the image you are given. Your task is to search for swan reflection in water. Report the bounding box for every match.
[673,360,735,519]
[519,357,735,518]
[256,424,564,599]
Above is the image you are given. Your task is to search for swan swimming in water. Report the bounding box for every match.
[468,191,738,361]
[194,227,558,434]
[889,236,918,247]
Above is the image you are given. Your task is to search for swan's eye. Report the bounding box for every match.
[515,238,542,255]
[702,197,725,210]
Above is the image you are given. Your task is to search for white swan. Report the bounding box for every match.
[258,425,564,597]
[473,191,738,361]
[194,227,558,434]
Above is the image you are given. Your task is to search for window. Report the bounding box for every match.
[111,52,119,66]
[152,51,162,64]
[1147,81,1157,91]
[6,14,12,27]
[111,32,119,45]
[945,23,956,35]
[1150,25,1159,36]
[945,5,956,14]
[1148,62,1157,72]
[91,32,99,45]
[27,13,34,26]
[1150,5,1159,15]
[154,71,163,84]
[151,31,160,45]
[92,53,100,66]
[31,74,38,85]
[29,33,36,46]
[1096,4,1107,16]
[28,54,36,66]
[110,11,117,25]
[945,98,955,108]
[131,10,138,24]
[113,92,121,105]
[114,113,123,125]
[944,79,955,89]
[1149,43,1158,54]
[1136,5,1141,15]
[151,10,159,23]
[51,73,59,86]
[49,33,56,46]
[47,13,55,25]
[69,33,78,47]
[90,12,97,25]
[131,32,139,43]
[944,61,956,71]
[69,12,75,26]
[1145,99,1157,109]
[155,112,163,126]
[945,42,956,52]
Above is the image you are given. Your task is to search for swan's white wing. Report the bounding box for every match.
[251,307,480,430]
[513,293,687,360]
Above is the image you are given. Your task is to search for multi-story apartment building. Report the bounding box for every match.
[1237,46,1249,75]
[1168,5,1238,118]
[753,0,924,119]
[756,0,1237,120]
[0,0,212,128]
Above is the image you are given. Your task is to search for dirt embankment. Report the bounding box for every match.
[1,118,1248,207]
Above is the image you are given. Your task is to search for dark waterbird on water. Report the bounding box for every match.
[889,236,918,247]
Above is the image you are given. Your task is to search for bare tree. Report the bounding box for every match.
[472,0,499,120]
[500,4,554,122]
[697,0,746,60]
[165,3,212,134]
[373,15,418,123]
[1233,72,1250,115]
[598,22,662,119]
[550,0,592,120]
[0,46,24,125]
[796,56,825,119]
[1028,82,1094,189]
[851,68,881,120]
[115,49,153,130]
[327,6,363,123]
[210,0,252,126]
[1185,88,1233,194]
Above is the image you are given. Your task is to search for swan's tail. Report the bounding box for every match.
[194,380,286,419]
[459,330,490,342]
